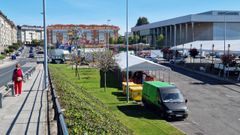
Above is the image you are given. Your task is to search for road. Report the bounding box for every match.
[0,47,36,87]
[166,65,240,135]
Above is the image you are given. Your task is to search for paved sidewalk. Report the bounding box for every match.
[0,65,48,135]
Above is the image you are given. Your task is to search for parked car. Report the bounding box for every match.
[142,81,188,119]
[15,51,21,56]
[215,52,224,58]
[29,53,35,58]
[169,57,186,64]
[11,55,17,60]
[144,56,158,63]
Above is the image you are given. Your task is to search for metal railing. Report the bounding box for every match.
[48,71,69,135]
[0,66,36,108]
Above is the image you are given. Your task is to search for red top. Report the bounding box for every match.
[12,68,23,82]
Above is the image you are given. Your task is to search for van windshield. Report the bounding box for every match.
[161,88,184,103]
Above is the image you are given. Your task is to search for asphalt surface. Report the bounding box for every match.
[0,47,35,87]
[166,64,240,135]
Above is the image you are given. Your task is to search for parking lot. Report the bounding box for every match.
[164,65,240,135]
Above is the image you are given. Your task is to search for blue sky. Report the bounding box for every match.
[1,0,240,35]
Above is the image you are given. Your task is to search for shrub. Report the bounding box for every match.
[50,67,132,135]
[220,54,236,66]
[189,48,199,58]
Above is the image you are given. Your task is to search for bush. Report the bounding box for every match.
[220,54,236,66]
[189,48,199,58]
[4,49,10,54]
[0,55,5,60]
[8,48,14,53]
[50,67,132,135]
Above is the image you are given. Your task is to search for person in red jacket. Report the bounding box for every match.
[12,64,23,96]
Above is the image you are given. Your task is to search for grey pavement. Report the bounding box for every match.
[0,47,35,87]
[0,65,48,135]
[159,65,240,135]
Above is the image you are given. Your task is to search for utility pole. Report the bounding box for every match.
[43,0,48,89]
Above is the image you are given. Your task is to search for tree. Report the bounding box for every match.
[109,37,115,44]
[220,54,236,78]
[8,48,14,53]
[31,39,44,47]
[156,34,164,49]
[71,54,81,79]
[189,48,199,63]
[136,17,149,26]
[94,50,115,91]
[220,54,235,66]
[117,37,124,44]
[128,36,134,45]
[4,49,10,54]
[140,37,147,44]
[133,35,140,44]
[161,47,173,60]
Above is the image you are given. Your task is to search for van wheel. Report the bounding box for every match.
[142,99,148,108]
[161,112,168,119]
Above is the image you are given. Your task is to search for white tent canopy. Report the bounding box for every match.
[171,40,240,53]
[115,52,171,72]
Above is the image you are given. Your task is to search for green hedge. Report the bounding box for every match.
[50,67,133,135]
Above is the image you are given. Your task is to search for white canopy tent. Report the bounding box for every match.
[115,52,172,82]
[171,40,240,53]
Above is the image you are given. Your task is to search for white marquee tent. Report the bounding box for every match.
[115,52,171,72]
[171,40,240,53]
[115,52,172,82]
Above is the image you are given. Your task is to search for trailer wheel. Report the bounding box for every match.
[55,60,61,64]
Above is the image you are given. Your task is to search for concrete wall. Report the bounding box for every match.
[194,22,213,41]
[213,22,240,40]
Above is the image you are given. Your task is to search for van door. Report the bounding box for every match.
[156,89,162,110]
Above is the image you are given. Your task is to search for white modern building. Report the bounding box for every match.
[17,25,44,44]
[0,11,17,53]
[132,11,240,48]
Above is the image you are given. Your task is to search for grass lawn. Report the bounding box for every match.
[0,55,5,60]
[50,64,185,135]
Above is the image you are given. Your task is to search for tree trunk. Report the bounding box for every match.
[104,72,107,92]
[75,64,77,77]
[75,64,80,80]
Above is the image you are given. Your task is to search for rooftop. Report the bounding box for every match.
[47,24,120,30]
[0,10,16,28]
[132,10,240,32]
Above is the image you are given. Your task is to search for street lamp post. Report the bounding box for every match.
[126,0,129,103]
[227,44,230,56]
[190,44,192,63]
[200,44,202,63]
[223,12,228,55]
[227,44,230,77]
[212,44,214,65]
[43,0,48,89]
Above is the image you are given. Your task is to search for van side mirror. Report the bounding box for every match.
[185,99,188,103]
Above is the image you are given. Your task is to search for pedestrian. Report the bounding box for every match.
[12,64,23,96]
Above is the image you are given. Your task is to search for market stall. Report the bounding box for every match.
[115,52,172,101]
